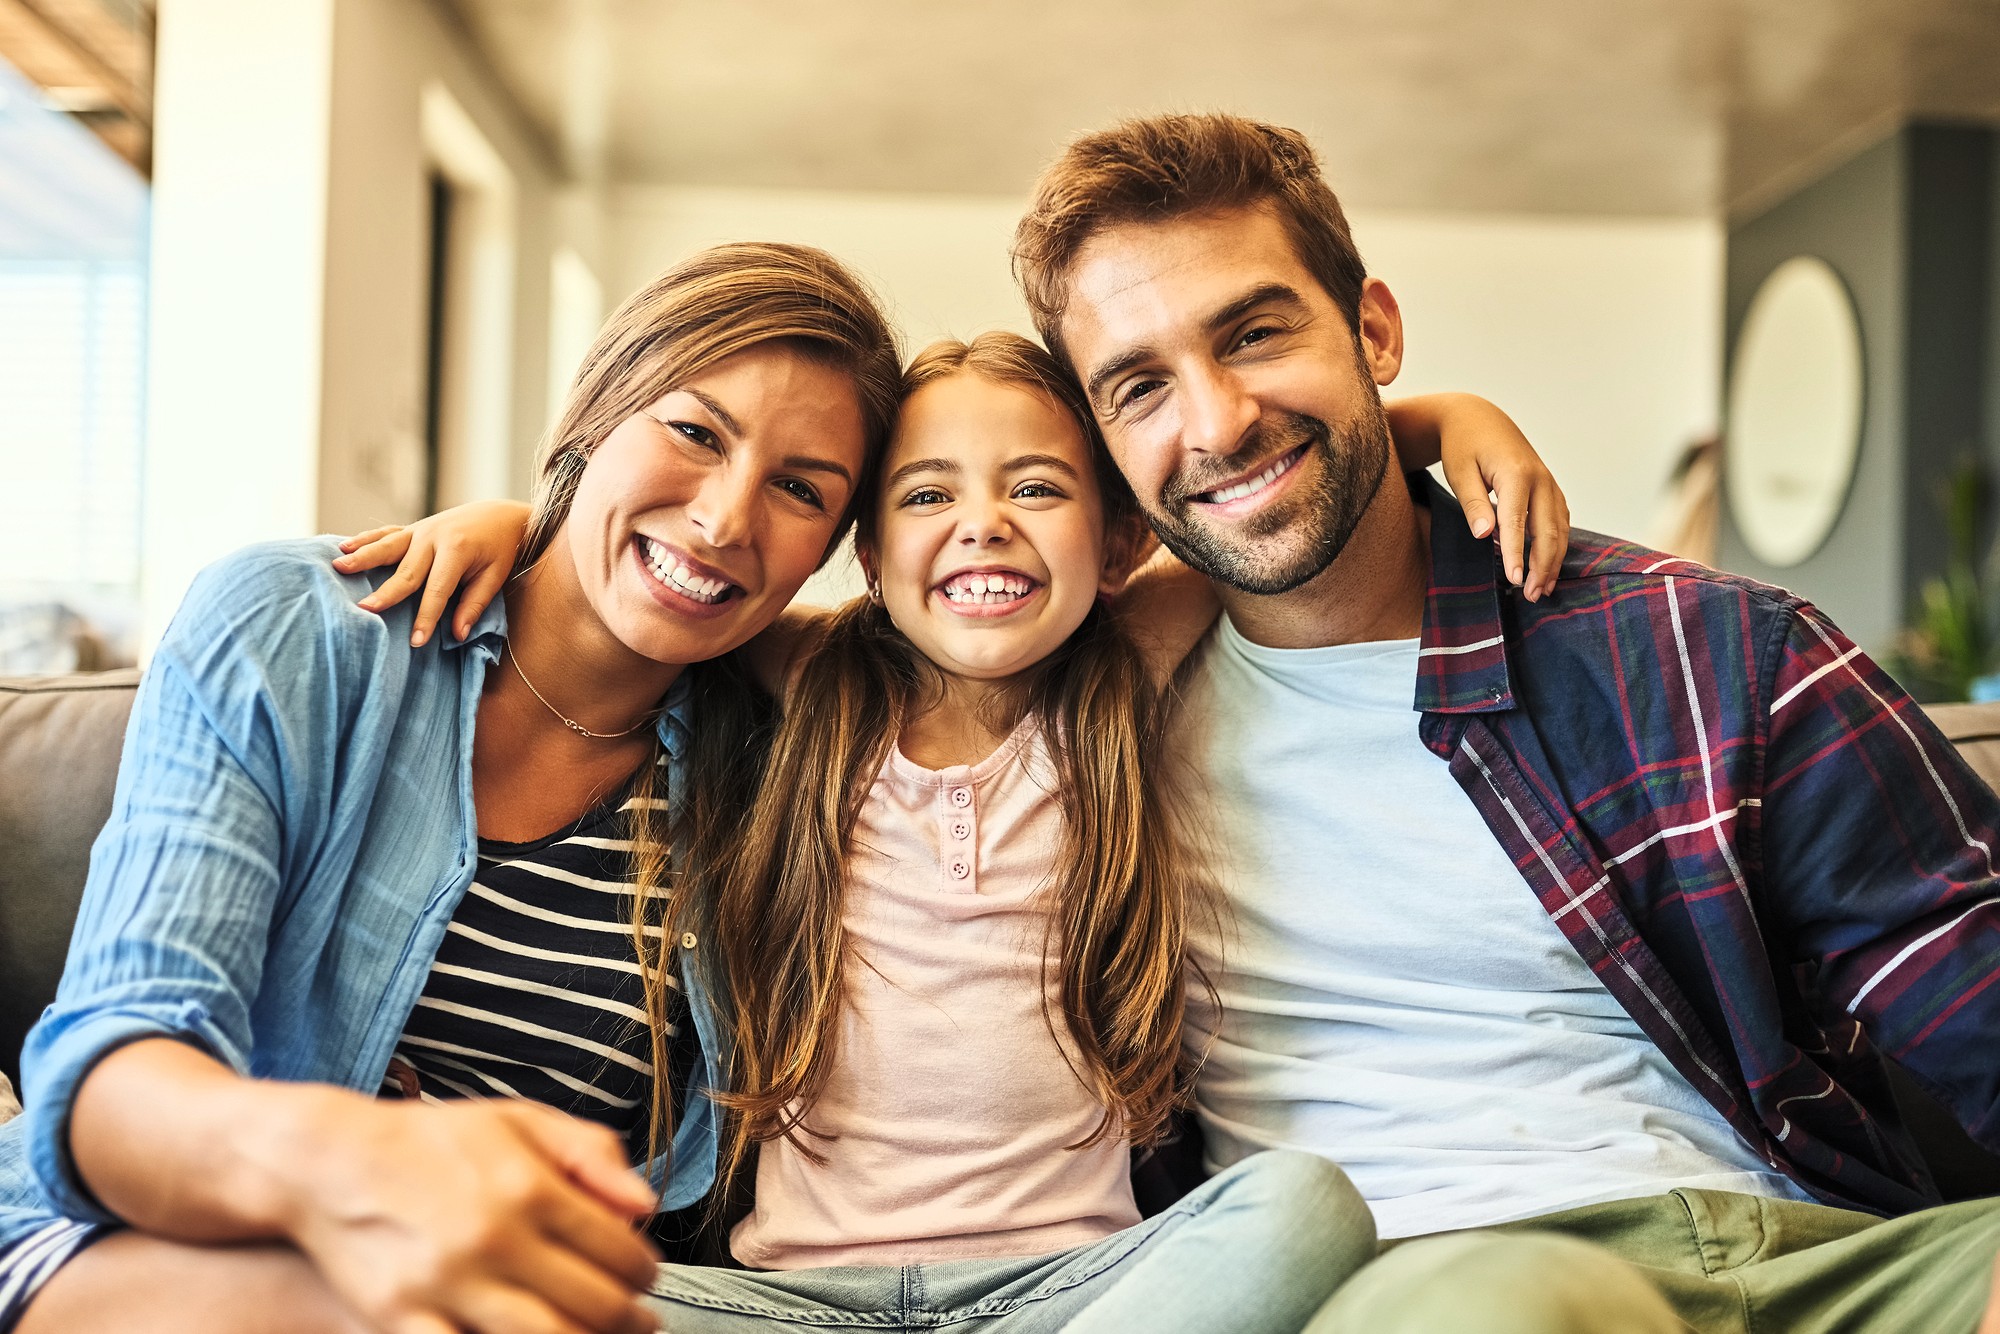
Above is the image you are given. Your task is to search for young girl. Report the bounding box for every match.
[349,334,1568,1332]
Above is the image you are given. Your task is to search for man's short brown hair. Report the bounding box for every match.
[1012,112,1368,366]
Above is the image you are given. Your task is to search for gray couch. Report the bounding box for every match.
[3,672,1997,1202]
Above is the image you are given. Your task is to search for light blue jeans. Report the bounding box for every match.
[645,1150,1374,1332]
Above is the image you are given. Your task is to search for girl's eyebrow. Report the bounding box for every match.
[1005,453,1081,478]
[885,457,960,487]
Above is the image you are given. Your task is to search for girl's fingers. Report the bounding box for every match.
[1443,456,1498,541]
[411,543,482,646]
[1496,471,1530,589]
[1527,483,1571,601]
[335,527,413,570]
[454,563,513,643]
[356,539,436,614]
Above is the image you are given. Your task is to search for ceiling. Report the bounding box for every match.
[448,0,2000,218]
[0,0,150,173]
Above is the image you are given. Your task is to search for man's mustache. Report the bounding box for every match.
[1161,414,1332,511]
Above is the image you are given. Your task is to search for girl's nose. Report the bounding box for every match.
[957,500,1013,546]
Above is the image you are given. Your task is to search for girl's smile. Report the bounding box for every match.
[935,566,1046,617]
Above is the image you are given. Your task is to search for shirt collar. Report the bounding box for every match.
[445,592,695,761]
[1414,473,1517,715]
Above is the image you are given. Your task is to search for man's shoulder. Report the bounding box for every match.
[1549,529,1814,624]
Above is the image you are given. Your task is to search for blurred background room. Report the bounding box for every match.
[1,0,1998,696]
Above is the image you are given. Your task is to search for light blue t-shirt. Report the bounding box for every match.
[0,540,724,1256]
[1178,619,1810,1238]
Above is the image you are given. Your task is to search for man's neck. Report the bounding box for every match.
[1219,473,1432,651]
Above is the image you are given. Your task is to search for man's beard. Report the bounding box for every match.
[1148,392,1393,596]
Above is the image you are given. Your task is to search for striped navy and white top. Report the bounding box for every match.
[379,771,695,1153]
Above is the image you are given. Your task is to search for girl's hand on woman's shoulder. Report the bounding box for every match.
[286,1095,663,1334]
[334,500,535,647]
[1384,393,1571,603]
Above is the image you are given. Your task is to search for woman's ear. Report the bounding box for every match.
[857,543,884,604]
[1097,514,1156,598]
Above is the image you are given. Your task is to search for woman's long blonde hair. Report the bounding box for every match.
[514,242,901,1185]
[713,331,1214,1186]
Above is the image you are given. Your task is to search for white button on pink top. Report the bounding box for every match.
[729,718,1138,1270]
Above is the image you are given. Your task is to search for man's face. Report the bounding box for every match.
[1059,204,1404,594]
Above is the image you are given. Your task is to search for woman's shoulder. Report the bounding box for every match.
[162,537,427,688]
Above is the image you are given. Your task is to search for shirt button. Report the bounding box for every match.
[681,932,698,950]
[950,821,970,840]
[949,787,972,809]
[949,859,970,880]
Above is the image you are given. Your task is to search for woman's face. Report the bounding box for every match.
[868,373,1116,683]
[563,341,869,665]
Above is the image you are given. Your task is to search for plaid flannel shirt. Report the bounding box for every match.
[1414,476,2000,1215]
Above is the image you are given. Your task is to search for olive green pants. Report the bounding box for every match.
[1307,1189,2000,1334]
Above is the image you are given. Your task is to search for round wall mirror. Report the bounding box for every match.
[1724,255,1865,568]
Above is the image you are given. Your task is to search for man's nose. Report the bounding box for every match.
[1181,363,1259,457]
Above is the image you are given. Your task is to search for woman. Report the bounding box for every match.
[0,242,901,1334]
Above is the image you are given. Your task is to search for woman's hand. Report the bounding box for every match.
[71,1039,661,1334]
[334,500,534,647]
[1385,393,1571,602]
[284,1097,662,1334]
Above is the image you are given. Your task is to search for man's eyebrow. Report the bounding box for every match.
[885,456,961,488]
[682,388,742,436]
[1085,282,1313,408]
[1005,453,1081,479]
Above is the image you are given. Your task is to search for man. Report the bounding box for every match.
[1012,112,2000,1332]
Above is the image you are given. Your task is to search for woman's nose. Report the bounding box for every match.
[685,466,758,549]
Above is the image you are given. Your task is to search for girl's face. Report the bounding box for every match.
[868,372,1119,684]
[563,342,868,665]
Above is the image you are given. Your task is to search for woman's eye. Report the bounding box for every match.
[777,478,824,510]
[668,420,719,450]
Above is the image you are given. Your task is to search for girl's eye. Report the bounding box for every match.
[901,486,949,507]
[1013,481,1064,500]
[777,478,824,511]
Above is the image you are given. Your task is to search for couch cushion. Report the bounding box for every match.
[0,670,138,1092]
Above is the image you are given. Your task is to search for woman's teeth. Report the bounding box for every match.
[1201,448,1299,504]
[941,571,1036,605]
[639,537,731,604]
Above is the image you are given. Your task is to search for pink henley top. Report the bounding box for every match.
[729,719,1139,1269]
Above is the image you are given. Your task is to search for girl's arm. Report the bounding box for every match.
[1116,393,1574,684]
[1386,392,1570,601]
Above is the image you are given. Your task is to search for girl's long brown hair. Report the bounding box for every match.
[514,242,901,1187]
[713,332,1214,1185]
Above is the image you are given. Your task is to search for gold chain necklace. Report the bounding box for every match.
[505,645,661,740]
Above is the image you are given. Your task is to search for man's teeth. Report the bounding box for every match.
[942,571,1036,604]
[639,538,730,604]
[1202,450,1297,504]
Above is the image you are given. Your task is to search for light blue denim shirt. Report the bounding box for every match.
[0,538,723,1254]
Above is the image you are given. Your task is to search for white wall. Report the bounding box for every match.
[605,184,1723,577]
[141,0,565,651]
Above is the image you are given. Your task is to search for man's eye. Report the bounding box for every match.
[1119,379,1164,411]
[1235,325,1278,351]
[778,478,825,510]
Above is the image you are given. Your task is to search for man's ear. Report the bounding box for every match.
[1098,514,1156,597]
[1357,277,1405,388]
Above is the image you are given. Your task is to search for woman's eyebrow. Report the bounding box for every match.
[885,457,960,488]
[682,388,742,435]
[785,455,854,485]
[1004,453,1081,479]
